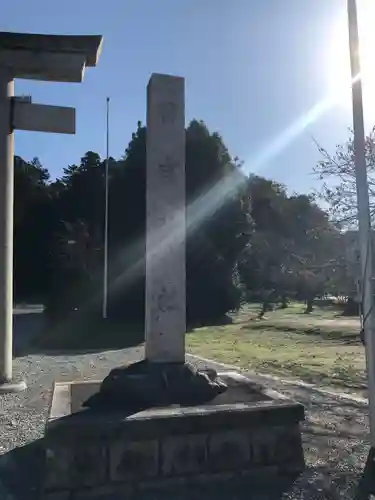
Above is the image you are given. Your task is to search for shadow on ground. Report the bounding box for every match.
[14,311,146,357]
[19,313,235,357]
[239,322,361,342]
[13,310,47,357]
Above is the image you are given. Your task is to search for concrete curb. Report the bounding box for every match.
[187,353,368,405]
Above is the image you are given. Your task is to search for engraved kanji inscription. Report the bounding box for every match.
[159,101,177,124]
[156,284,178,313]
[158,155,178,180]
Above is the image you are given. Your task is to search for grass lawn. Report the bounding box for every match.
[187,303,367,395]
[35,303,366,396]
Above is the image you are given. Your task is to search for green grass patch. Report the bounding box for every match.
[187,304,366,393]
[34,302,366,395]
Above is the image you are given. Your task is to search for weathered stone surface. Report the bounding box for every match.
[45,443,107,489]
[71,483,133,499]
[87,360,227,409]
[145,73,186,364]
[161,435,207,475]
[45,447,71,490]
[189,472,237,485]
[137,472,237,494]
[72,444,107,487]
[44,373,305,497]
[240,465,285,490]
[240,465,279,480]
[249,424,305,472]
[250,428,277,465]
[138,471,279,498]
[138,476,187,491]
[46,375,304,441]
[275,425,305,473]
[208,430,250,471]
[110,439,158,481]
[44,491,72,500]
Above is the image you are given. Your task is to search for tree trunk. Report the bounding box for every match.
[304,298,314,314]
[258,301,268,319]
[341,297,359,316]
[280,295,289,309]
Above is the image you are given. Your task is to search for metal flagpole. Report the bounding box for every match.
[347,1,375,494]
[102,97,110,319]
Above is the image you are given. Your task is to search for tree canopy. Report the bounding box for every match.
[14,119,350,324]
[314,126,375,227]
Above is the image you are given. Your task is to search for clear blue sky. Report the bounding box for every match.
[4,0,375,194]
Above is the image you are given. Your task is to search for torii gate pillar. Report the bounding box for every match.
[0,32,103,392]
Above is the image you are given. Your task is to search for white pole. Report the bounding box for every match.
[0,71,14,384]
[102,97,109,319]
[0,72,26,393]
[348,0,375,446]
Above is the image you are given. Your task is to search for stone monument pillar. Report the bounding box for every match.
[94,73,226,407]
[145,73,186,364]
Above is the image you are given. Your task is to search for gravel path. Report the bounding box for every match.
[0,346,371,499]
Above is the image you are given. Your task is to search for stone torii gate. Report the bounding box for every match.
[0,32,103,393]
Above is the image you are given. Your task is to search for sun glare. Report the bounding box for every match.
[327,0,375,121]
[240,1,375,176]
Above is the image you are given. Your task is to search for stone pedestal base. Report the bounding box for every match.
[355,446,375,499]
[43,372,305,499]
